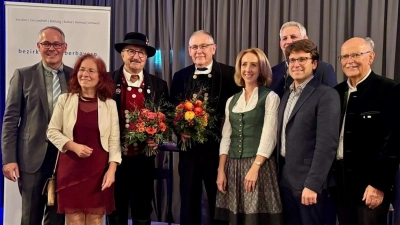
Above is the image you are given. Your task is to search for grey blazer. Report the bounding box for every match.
[1,61,72,173]
[277,77,340,193]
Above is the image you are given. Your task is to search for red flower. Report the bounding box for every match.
[157,112,166,121]
[176,104,184,110]
[194,107,203,116]
[146,127,157,135]
[146,112,158,120]
[195,100,202,107]
[129,123,136,130]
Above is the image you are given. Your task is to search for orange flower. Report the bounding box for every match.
[157,112,166,121]
[138,127,145,132]
[194,107,203,116]
[159,122,167,132]
[146,127,157,135]
[184,101,194,111]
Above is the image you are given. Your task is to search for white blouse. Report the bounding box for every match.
[219,87,280,158]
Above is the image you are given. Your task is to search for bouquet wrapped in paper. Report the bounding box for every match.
[171,95,219,151]
[124,101,170,156]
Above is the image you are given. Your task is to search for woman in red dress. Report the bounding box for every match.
[47,53,121,225]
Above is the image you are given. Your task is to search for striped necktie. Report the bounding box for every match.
[52,70,61,108]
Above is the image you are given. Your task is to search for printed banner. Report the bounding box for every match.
[4,2,110,224]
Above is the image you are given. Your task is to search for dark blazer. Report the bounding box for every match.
[334,72,400,204]
[1,61,72,173]
[170,60,241,131]
[277,77,340,193]
[110,65,169,129]
[271,61,337,98]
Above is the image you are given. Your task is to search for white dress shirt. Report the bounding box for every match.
[123,68,144,87]
[219,87,280,158]
[194,62,213,74]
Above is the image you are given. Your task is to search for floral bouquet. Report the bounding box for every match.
[171,95,219,151]
[124,100,170,156]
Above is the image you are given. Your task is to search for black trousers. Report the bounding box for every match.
[279,168,328,225]
[18,144,64,225]
[178,142,220,225]
[108,155,155,225]
[333,160,390,225]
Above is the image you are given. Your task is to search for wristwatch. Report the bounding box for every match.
[254,161,262,166]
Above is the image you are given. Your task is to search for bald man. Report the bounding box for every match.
[333,37,400,225]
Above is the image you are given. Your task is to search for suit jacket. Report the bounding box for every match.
[46,93,121,164]
[334,72,400,204]
[271,61,337,98]
[110,65,169,141]
[170,60,241,132]
[1,61,72,173]
[277,77,340,193]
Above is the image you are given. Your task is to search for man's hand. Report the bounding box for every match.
[362,185,384,209]
[301,187,317,205]
[180,133,191,142]
[72,144,93,158]
[3,162,19,182]
[216,170,227,194]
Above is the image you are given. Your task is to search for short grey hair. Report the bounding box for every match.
[188,30,215,46]
[364,37,375,50]
[38,26,66,42]
[279,21,307,40]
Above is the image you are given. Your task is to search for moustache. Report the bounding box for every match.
[130,60,141,63]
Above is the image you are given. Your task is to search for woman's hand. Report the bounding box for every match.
[216,169,227,194]
[244,166,259,193]
[72,143,93,158]
[101,167,116,191]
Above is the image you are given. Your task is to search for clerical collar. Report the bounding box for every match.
[194,62,213,74]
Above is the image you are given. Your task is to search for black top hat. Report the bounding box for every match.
[114,32,156,57]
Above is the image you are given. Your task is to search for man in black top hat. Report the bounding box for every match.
[107,32,168,225]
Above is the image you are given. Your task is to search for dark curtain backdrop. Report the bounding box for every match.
[1,0,400,224]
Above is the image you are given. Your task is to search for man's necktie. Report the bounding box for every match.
[130,74,140,83]
[52,70,61,109]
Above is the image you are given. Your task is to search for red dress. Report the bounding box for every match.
[56,97,115,215]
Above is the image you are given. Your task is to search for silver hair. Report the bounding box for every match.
[38,26,66,42]
[279,21,307,40]
[189,30,215,45]
[364,37,375,50]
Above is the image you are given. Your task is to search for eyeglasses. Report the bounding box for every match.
[287,57,312,65]
[338,51,371,61]
[122,49,146,58]
[78,68,97,75]
[39,42,65,49]
[189,44,214,51]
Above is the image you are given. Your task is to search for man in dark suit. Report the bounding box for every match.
[2,26,71,225]
[277,39,340,225]
[108,32,168,225]
[270,21,337,98]
[170,30,240,225]
[333,37,400,225]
